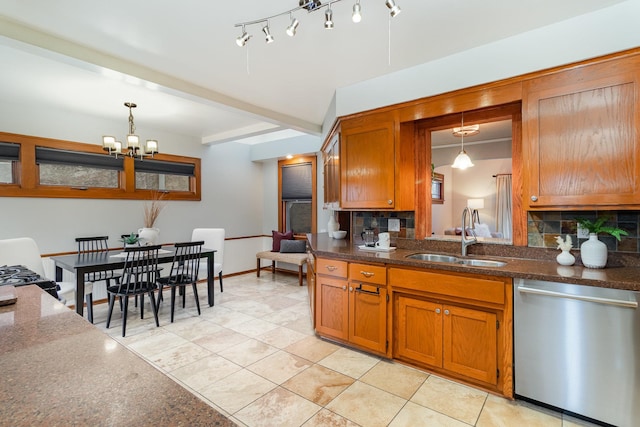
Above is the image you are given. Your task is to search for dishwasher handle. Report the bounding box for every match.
[518,285,638,308]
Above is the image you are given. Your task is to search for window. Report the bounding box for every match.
[431,172,444,204]
[278,156,317,235]
[0,142,19,184]
[0,131,201,200]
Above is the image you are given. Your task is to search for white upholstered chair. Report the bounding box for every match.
[0,237,94,322]
[191,228,225,292]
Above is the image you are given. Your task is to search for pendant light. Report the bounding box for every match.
[451,112,475,170]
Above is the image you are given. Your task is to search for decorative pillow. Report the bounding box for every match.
[473,222,493,238]
[272,230,293,252]
[280,239,307,253]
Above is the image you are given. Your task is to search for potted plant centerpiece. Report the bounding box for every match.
[138,191,166,245]
[121,232,141,248]
[576,217,628,268]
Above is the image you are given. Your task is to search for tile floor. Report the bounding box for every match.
[91,272,600,427]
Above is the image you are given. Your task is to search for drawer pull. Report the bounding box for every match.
[342,285,347,291]
[435,308,441,314]
[326,265,338,272]
[360,271,375,278]
[355,284,380,295]
[444,309,450,315]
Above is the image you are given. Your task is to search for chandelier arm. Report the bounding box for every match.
[234,0,344,27]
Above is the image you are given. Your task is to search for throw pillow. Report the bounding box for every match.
[272,230,293,252]
[280,239,307,253]
[473,222,493,238]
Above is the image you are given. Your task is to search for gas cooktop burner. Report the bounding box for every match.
[0,265,44,285]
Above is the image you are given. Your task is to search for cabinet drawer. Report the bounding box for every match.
[349,263,387,285]
[317,258,348,278]
[389,268,507,305]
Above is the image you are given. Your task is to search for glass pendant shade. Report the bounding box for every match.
[452,150,474,169]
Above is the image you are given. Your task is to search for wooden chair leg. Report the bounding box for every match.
[257,258,261,277]
[298,265,303,286]
[271,261,276,274]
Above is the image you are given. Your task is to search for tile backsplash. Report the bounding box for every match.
[352,211,415,242]
[528,211,640,253]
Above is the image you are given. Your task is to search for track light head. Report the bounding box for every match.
[236,27,251,46]
[352,1,362,23]
[324,7,334,29]
[385,0,401,17]
[262,24,274,43]
[286,16,299,36]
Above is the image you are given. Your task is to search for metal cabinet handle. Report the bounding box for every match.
[342,285,347,290]
[349,286,353,292]
[326,265,338,272]
[360,271,375,278]
[518,285,638,308]
[435,308,441,314]
[531,195,538,202]
[387,199,393,205]
[444,309,450,315]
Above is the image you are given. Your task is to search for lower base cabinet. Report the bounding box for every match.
[395,294,497,385]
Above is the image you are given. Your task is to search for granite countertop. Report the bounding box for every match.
[0,285,235,427]
[307,233,640,292]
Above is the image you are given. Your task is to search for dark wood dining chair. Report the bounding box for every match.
[157,241,204,323]
[106,245,161,337]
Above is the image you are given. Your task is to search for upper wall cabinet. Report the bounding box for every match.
[334,112,414,210]
[523,54,640,209]
[322,131,340,210]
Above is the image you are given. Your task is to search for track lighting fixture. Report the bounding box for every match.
[324,5,334,29]
[352,1,362,23]
[385,0,401,17]
[234,0,402,46]
[262,23,274,43]
[286,13,300,36]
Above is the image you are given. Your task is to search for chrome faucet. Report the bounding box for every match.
[461,207,477,256]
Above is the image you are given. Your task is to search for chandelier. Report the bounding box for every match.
[102,102,158,159]
[235,0,402,46]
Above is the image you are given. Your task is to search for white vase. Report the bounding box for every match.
[556,250,575,266]
[327,212,339,238]
[580,233,608,269]
[138,227,160,245]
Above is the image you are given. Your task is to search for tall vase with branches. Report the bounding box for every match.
[139,191,166,245]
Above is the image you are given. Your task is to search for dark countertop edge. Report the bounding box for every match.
[307,234,640,292]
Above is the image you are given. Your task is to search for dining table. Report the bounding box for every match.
[50,246,216,316]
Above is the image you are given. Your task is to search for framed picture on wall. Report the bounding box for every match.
[431,172,444,204]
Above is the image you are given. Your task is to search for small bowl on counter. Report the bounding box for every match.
[333,230,347,239]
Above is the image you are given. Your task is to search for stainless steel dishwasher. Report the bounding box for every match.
[514,278,640,427]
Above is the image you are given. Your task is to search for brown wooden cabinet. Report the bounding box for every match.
[315,258,388,356]
[322,131,341,210]
[523,54,640,209]
[389,267,511,396]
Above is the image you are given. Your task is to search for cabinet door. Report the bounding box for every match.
[315,276,348,340]
[348,283,387,353]
[442,305,497,385]
[323,132,340,209]
[394,295,442,367]
[523,56,640,208]
[341,117,395,209]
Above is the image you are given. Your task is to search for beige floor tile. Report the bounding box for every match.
[389,401,469,427]
[302,409,360,427]
[411,375,487,425]
[161,316,224,341]
[318,346,380,379]
[218,338,279,367]
[283,364,355,406]
[219,299,279,317]
[226,317,280,337]
[192,327,250,353]
[285,335,340,362]
[360,360,429,399]
[247,350,312,384]
[199,369,277,414]
[260,307,312,328]
[170,354,242,392]
[235,387,321,427]
[201,305,257,327]
[477,394,562,427]
[255,325,308,349]
[326,381,406,427]
[148,341,213,372]
[125,329,188,358]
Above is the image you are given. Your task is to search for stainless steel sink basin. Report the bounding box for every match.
[457,259,507,267]
[406,253,460,263]
[406,253,507,267]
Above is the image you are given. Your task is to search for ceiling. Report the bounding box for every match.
[0,1,627,147]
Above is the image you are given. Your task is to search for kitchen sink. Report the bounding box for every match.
[406,253,460,263]
[406,253,507,267]
[457,259,507,267]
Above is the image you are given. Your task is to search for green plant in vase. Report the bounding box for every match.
[121,233,141,247]
[575,216,628,268]
[575,217,628,241]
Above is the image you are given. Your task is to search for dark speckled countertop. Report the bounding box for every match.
[0,285,235,427]
[308,233,640,292]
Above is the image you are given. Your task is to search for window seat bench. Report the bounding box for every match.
[256,251,308,286]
